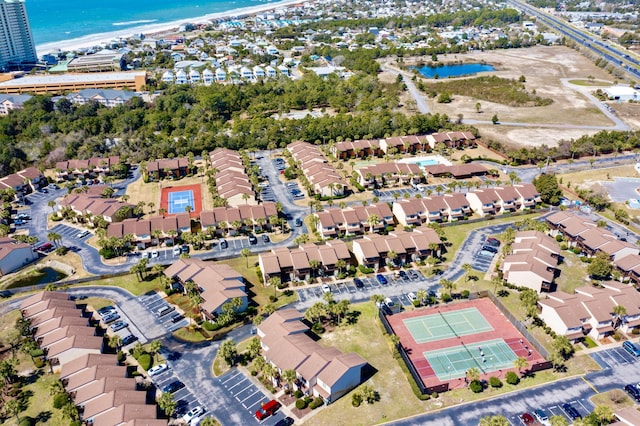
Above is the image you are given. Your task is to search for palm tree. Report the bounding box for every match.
[241,248,252,268]
[281,369,297,393]
[108,335,123,351]
[439,278,455,294]
[387,250,398,267]
[466,367,481,382]
[613,304,627,329]
[462,263,472,282]
[47,232,62,248]
[416,289,428,306]
[47,200,56,212]
[367,214,379,234]
[371,294,385,311]
[514,356,528,376]
[309,259,321,278]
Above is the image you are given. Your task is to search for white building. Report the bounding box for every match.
[202,68,214,85]
[604,86,639,102]
[175,69,188,85]
[161,70,174,83]
[0,237,37,275]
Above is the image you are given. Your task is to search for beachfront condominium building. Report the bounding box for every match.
[0,0,37,70]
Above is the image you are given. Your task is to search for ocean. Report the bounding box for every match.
[26,0,281,46]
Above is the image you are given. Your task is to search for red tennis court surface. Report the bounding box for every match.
[387,298,548,393]
[160,184,203,218]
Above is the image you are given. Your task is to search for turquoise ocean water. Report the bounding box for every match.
[26,0,280,46]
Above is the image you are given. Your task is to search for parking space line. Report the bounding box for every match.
[221,372,243,384]
[240,389,261,404]
[229,379,249,391]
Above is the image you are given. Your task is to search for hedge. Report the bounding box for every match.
[138,354,152,371]
[309,397,323,409]
[203,321,221,331]
[505,371,520,385]
[489,376,503,388]
[295,399,308,409]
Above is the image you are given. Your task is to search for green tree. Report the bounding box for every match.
[466,367,481,382]
[492,114,499,124]
[219,339,237,366]
[462,263,472,282]
[479,415,510,426]
[247,337,262,359]
[588,252,612,280]
[241,248,252,268]
[533,173,562,205]
[514,356,528,375]
[158,392,177,417]
[549,415,569,426]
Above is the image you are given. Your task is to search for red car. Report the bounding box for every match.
[519,413,535,425]
[255,399,281,420]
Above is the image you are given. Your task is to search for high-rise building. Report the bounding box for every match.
[0,0,37,70]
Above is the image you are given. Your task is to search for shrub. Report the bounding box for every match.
[632,328,640,335]
[572,247,581,255]
[461,290,470,299]
[555,234,563,242]
[304,396,312,404]
[413,300,420,307]
[18,417,34,426]
[560,243,568,250]
[358,265,374,274]
[269,295,277,302]
[441,293,452,303]
[99,247,116,259]
[295,398,308,409]
[117,351,126,364]
[489,377,503,388]
[312,322,324,334]
[352,393,362,407]
[138,354,152,371]
[33,357,45,368]
[50,215,63,222]
[251,370,258,376]
[309,397,324,409]
[203,321,221,331]
[294,390,303,398]
[53,393,68,409]
[469,380,483,393]
[505,371,520,385]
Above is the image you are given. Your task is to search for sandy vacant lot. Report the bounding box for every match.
[391,46,636,149]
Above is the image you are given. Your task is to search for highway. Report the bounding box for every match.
[507,0,640,81]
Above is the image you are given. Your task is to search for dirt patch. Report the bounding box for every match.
[610,102,640,129]
[395,46,633,148]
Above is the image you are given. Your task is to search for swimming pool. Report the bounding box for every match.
[416,159,439,167]
[398,155,451,167]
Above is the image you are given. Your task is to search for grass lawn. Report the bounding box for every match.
[79,272,163,297]
[558,164,636,190]
[555,250,591,294]
[213,337,253,376]
[590,389,634,412]
[219,256,297,311]
[568,79,612,86]
[173,327,207,343]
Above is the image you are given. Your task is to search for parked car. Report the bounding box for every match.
[623,341,640,357]
[151,250,159,258]
[274,417,294,426]
[48,184,59,190]
[295,218,302,227]
[625,384,640,401]
[162,380,185,394]
[156,305,175,317]
[408,292,417,303]
[110,321,128,332]
[384,297,395,308]
[561,403,581,420]
[172,246,181,256]
[262,234,270,243]
[141,251,150,259]
[97,306,116,317]
[354,278,364,288]
[148,363,169,377]
[482,245,498,254]
[171,314,185,323]
[77,230,90,238]
[519,413,535,425]
[122,335,138,346]
[376,274,388,285]
[220,239,228,249]
[486,237,501,247]
[182,406,205,424]
[533,409,550,425]
[398,270,408,280]
[248,235,257,245]
[181,245,189,253]
[321,284,331,294]
[102,313,120,324]
[255,399,281,420]
[407,270,419,280]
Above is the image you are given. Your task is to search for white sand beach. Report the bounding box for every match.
[36,0,305,55]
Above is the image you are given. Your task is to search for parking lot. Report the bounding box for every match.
[295,270,438,309]
[591,346,639,370]
[506,399,593,425]
[218,370,288,425]
[374,188,420,200]
[151,365,205,421]
[137,292,190,333]
[49,223,93,243]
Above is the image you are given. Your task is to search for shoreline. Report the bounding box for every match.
[35,0,305,55]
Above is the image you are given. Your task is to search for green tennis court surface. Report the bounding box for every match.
[424,338,517,380]
[402,308,494,344]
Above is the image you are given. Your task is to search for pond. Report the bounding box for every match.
[7,267,68,289]
[413,63,495,78]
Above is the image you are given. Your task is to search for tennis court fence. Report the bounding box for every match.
[483,291,550,359]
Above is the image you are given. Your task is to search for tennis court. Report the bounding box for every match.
[167,190,195,214]
[424,338,518,381]
[402,308,494,344]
